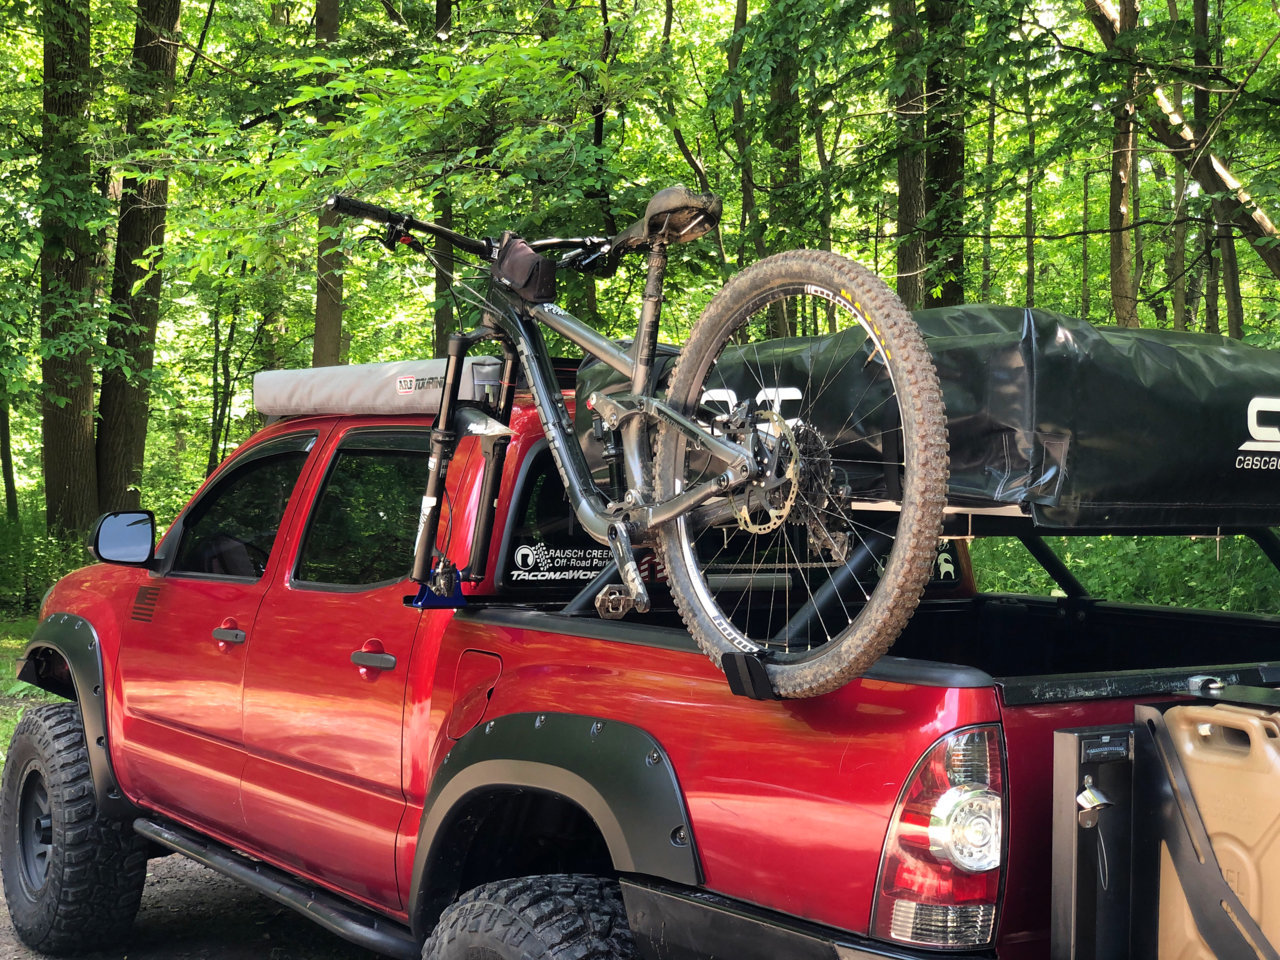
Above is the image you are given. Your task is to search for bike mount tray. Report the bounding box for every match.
[1052,673,1280,959]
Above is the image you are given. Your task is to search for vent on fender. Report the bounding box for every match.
[131,585,162,622]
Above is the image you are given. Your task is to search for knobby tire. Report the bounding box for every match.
[655,250,948,699]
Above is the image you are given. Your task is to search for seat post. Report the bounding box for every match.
[630,240,668,397]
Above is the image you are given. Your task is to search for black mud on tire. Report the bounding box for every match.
[0,702,149,955]
[655,249,949,699]
[422,874,636,960]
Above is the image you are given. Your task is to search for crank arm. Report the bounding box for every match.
[586,392,756,477]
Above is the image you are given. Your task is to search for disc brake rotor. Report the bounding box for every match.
[731,411,799,535]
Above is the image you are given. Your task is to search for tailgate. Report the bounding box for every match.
[1050,683,1280,959]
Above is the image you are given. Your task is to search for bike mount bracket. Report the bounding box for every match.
[586,392,755,480]
[721,651,780,701]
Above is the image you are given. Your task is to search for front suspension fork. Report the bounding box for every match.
[409,329,508,608]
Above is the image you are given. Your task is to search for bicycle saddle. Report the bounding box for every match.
[610,186,723,254]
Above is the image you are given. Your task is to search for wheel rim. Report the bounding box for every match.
[16,763,52,896]
[673,285,919,660]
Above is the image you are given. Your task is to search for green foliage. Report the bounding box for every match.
[969,535,1280,615]
[0,618,59,766]
[0,0,1275,557]
[0,508,91,616]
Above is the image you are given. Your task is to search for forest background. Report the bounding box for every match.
[1,0,1279,615]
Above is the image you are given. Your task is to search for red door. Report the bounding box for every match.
[239,427,438,909]
[114,431,319,838]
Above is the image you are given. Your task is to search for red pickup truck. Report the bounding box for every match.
[4,316,1280,960]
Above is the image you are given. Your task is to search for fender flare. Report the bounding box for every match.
[410,712,700,935]
[17,613,139,821]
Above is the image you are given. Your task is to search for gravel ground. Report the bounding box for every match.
[0,854,392,960]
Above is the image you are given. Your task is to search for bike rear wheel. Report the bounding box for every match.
[654,250,948,699]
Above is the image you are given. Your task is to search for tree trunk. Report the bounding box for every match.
[0,392,17,523]
[891,0,925,309]
[923,0,965,307]
[1213,207,1244,339]
[1081,167,1090,319]
[1083,0,1280,280]
[97,0,182,514]
[433,192,455,358]
[1109,99,1139,327]
[1108,0,1140,328]
[1172,161,1188,330]
[729,0,765,265]
[314,203,344,367]
[431,0,456,357]
[1024,46,1036,309]
[1203,228,1220,335]
[40,0,99,535]
[312,0,344,367]
[980,84,995,301]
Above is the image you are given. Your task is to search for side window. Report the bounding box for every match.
[171,433,316,579]
[501,449,613,596]
[294,431,430,588]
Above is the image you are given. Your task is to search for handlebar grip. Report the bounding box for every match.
[326,194,399,224]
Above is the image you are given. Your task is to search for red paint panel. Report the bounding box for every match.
[995,694,1157,959]
[417,613,1001,937]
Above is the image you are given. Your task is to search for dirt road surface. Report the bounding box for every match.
[0,854,390,960]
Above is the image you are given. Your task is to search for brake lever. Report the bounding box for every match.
[559,239,611,272]
[376,220,426,255]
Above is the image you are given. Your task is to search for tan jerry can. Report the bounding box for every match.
[1159,703,1280,960]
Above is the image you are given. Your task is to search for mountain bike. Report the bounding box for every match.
[327,186,948,699]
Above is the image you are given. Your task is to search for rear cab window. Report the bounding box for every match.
[293,429,431,589]
[497,447,615,600]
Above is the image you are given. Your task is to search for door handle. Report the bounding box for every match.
[212,618,246,651]
[351,650,397,671]
[352,639,396,680]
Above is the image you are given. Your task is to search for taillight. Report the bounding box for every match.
[871,724,1005,949]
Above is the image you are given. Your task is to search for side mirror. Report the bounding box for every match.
[92,511,156,566]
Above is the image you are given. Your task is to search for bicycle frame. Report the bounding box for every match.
[409,242,759,611]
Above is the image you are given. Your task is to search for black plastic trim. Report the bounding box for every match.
[17,614,141,820]
[619,879,985,960]
[134,818,418,960]
[999,661,1280,706]
[492,438,551,594]
[410,711,700,936]
[450,607,996,689]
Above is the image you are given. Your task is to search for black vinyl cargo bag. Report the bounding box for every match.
[493,232,556,303]
[575,305,1280,530]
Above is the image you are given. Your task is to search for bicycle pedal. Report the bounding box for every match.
[606,521,651,614]
[594,584,635,620]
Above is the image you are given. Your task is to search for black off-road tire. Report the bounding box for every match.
[0,702,149,954]
[422,874,636,960]
[655,250,948,699]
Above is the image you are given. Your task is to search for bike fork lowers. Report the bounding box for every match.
[408,329,491,609]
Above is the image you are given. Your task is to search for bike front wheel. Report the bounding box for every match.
[654,250,948,699]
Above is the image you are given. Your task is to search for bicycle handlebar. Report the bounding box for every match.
[327,194,615,272]
[326,195,493,258]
